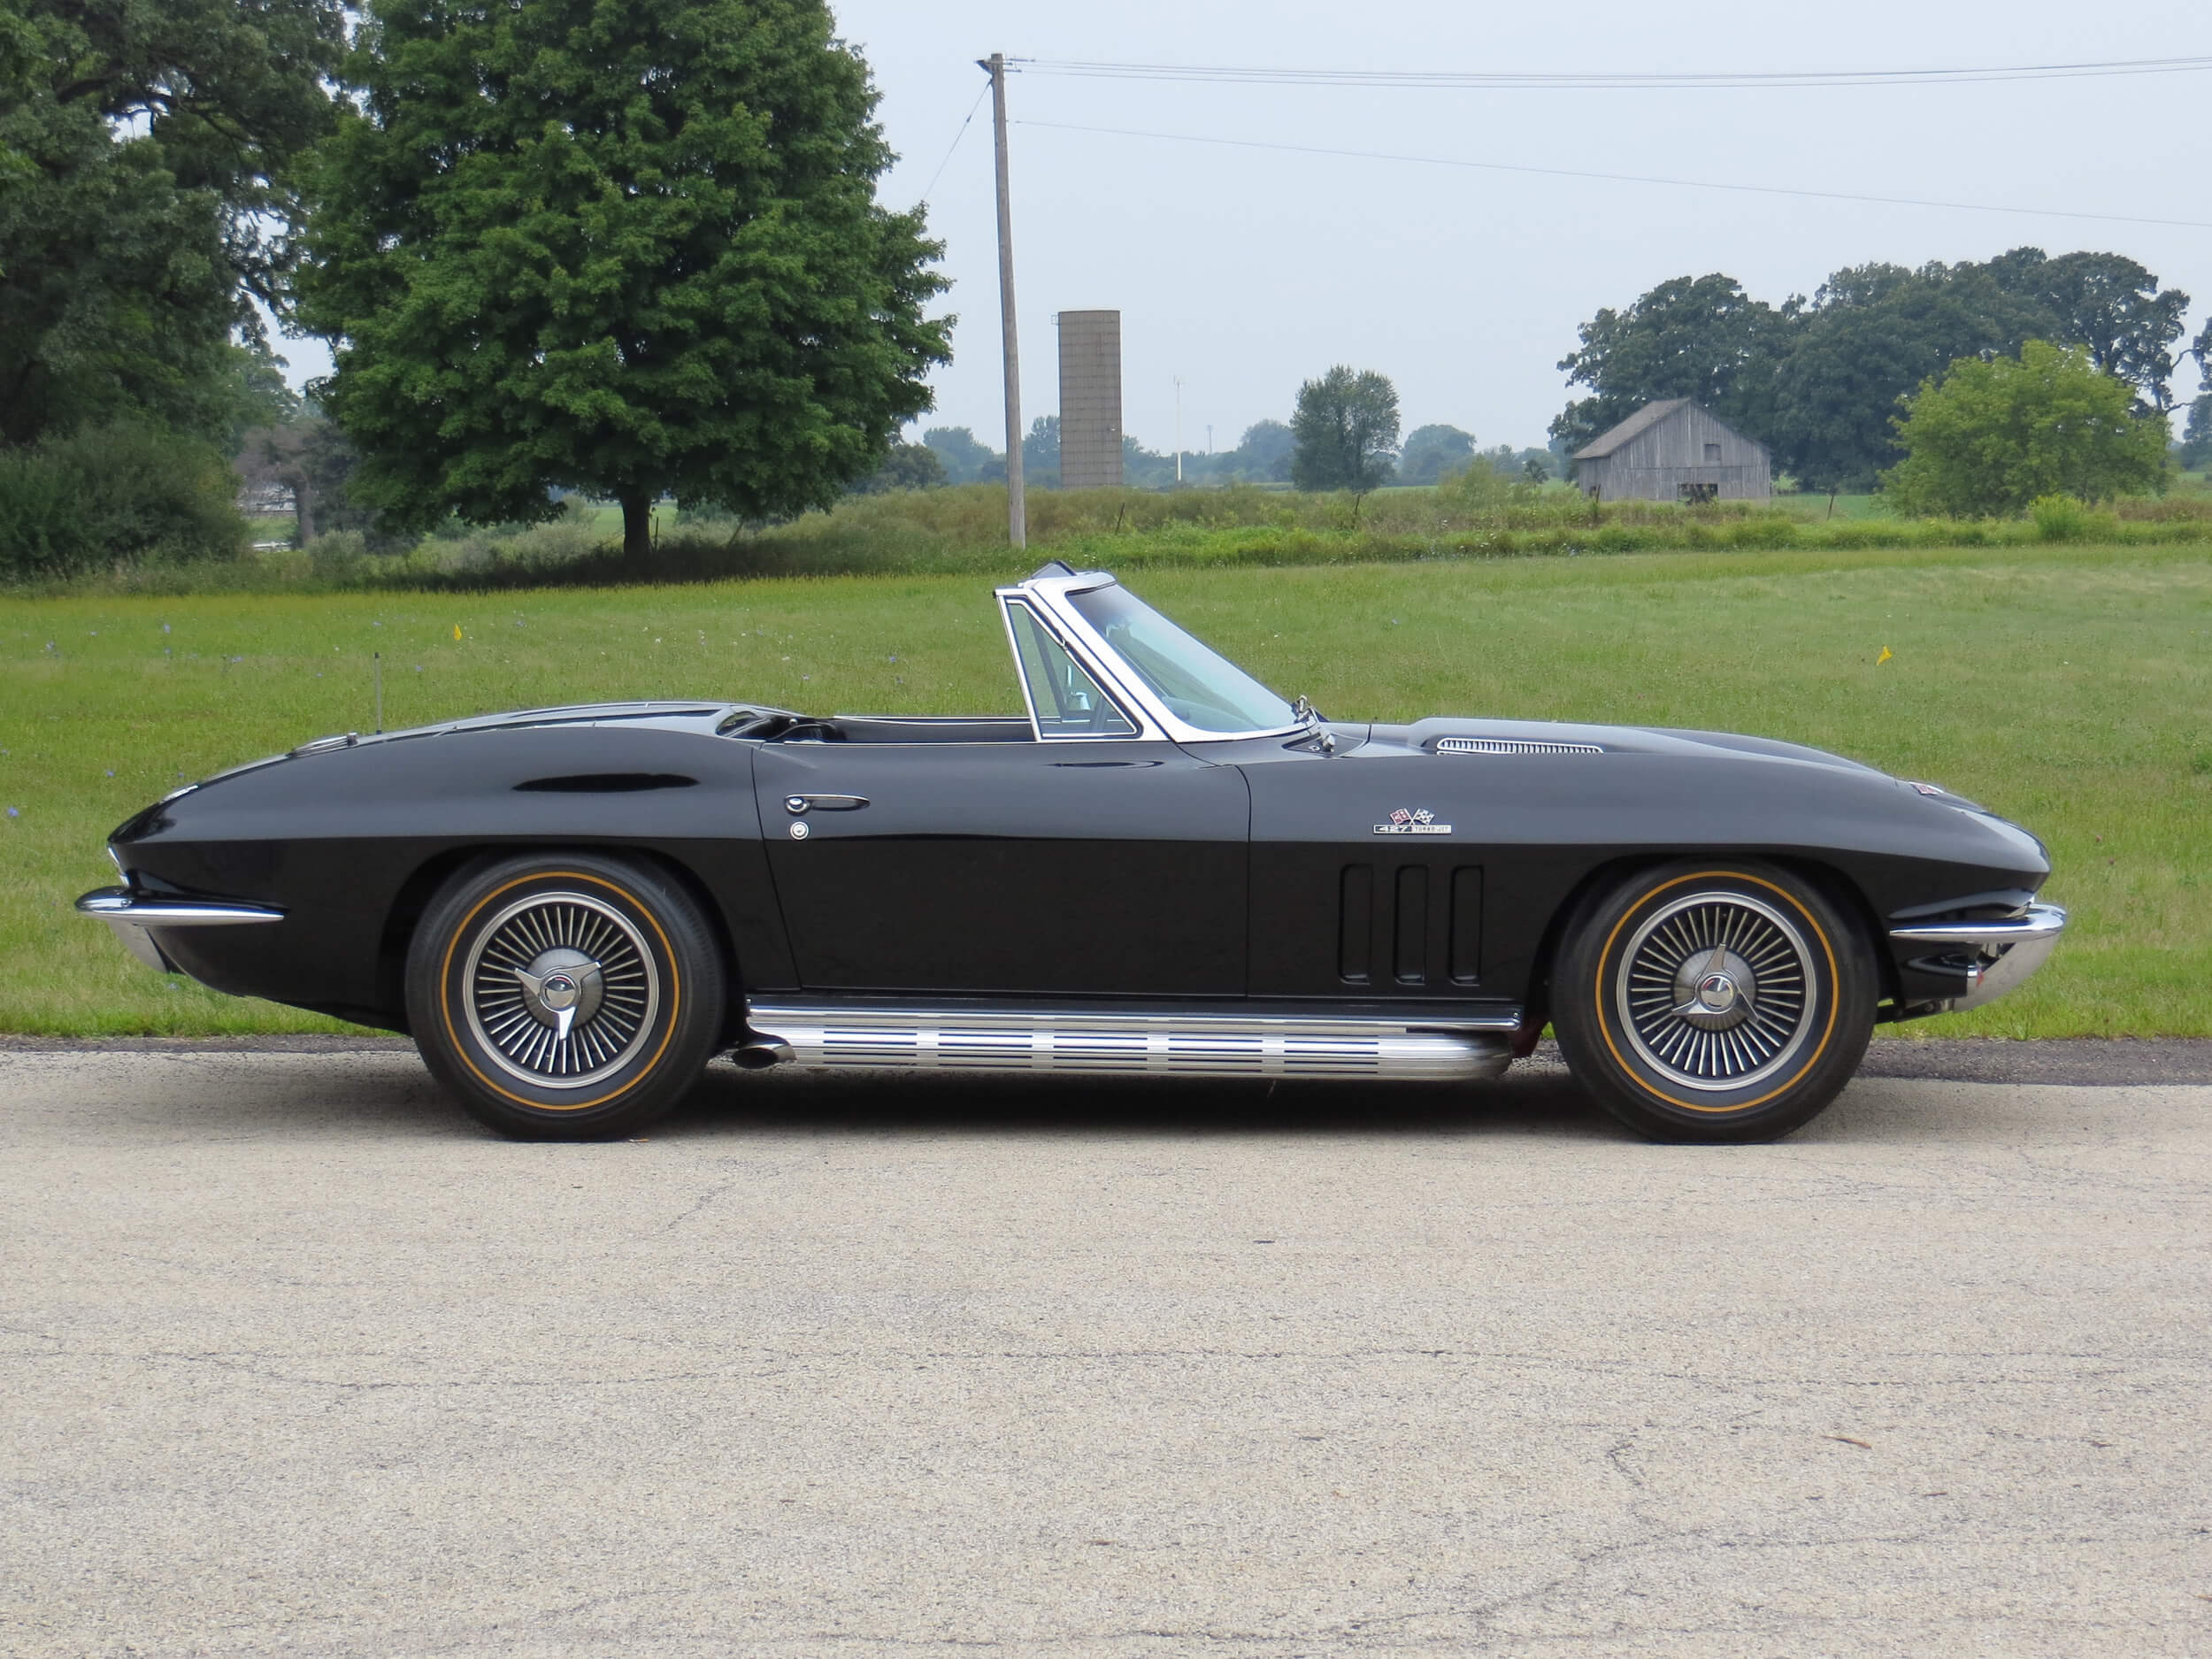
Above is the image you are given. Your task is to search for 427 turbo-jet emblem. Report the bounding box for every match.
[1373,807,1452,835]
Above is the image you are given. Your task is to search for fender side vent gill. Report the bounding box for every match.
[1437,737,1605,757]
[514,772,697,793]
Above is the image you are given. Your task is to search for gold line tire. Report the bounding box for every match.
[405,853,726,1140]
[1553,861,1876,1143]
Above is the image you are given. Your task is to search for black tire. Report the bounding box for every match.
[404,852,726,1140]
[1553,860,1876,1143]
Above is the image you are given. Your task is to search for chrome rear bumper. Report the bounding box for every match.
[1889,902,2067,1013]
[75,887,284,973]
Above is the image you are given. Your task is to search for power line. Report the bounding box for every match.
[1016,119,2212,232]
[916,82,990,205]
[1012,53,2212,91]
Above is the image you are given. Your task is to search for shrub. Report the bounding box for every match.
[304,530,370,583]
[0,448,74,575]
[1886,342,2170,517]
[0,426,245,580]
[2031,493,2087,541]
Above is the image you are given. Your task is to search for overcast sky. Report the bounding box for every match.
[286,0,2212,455]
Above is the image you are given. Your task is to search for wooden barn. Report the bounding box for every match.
[1571,399,1771,503]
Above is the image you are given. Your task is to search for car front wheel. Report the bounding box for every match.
[405,853,726,1140]
[1553,861,1876,1142]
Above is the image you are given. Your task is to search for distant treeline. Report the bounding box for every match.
[1553,250,2212,494]
[867,418,1550,495]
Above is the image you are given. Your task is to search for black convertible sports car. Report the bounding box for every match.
[79,563,2063,1142]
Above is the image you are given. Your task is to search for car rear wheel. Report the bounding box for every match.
[405,853,726,1140]
[1553,861,1875,1143]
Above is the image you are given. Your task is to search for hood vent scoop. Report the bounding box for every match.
[1437,736,1605,757]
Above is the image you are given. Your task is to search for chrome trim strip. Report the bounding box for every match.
[1888,903,2067,947]
[76,889,287,926]
[77,886,282,975]
[744,1002,1517,1082]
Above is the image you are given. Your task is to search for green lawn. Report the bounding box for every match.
[3,541,2206,1037]
[1770,491,1891,521]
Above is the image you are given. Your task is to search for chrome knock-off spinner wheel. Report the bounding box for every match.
[1617,890,1814,1093]
[462,891,660,1087]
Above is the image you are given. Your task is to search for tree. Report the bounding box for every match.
[2185,319,2212,471]
[1549,273,1799,453]
[1291,366,1400,497]
[234,410,403,545]
[921,425,1002,484]
[847,439,944,495]
[2180,396,2212,473]
[1985,248,2190,411]
[235,419,319,541]
[1020,414,1060,488]
[1119,433,1181,489]
[298,0,950,561]
[1397,423,1475,486]
[0,0,342,446]
[1767,261,2057,498]
[1885,341,2169,517]
[1233,419,1294,482]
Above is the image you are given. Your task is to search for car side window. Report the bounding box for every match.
[1005,601,1138,738]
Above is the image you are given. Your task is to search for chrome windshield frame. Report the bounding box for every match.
[995,571,1307,746]
[995,593,1162,742]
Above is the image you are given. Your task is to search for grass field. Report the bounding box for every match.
[3,541,2207,1037]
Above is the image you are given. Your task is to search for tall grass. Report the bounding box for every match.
[14,475,2212,596]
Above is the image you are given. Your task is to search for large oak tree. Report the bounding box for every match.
[298,0,950,557]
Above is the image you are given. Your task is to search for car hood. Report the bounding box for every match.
[1363,715,1885,773]
[1346,713,2042,870]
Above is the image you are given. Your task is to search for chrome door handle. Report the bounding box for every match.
[783,794,869,813]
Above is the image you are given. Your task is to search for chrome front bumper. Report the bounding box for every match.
[1889,902,2067,1014]
[75,887,284,972]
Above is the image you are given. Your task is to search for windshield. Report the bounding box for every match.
[1067,583,1297,734]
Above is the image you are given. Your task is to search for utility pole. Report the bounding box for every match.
[1174,376,1184,485]
[980,53,1024,549]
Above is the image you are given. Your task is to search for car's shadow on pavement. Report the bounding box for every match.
[658,1058,1632,1143]
[23,1042,2042,1147]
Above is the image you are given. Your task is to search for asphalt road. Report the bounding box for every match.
[3,1048,2208,1657]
